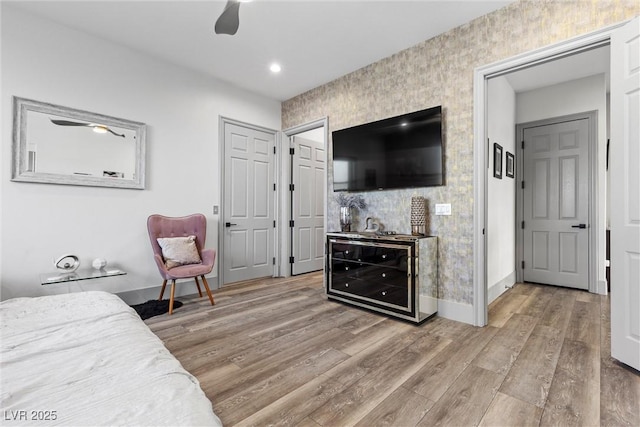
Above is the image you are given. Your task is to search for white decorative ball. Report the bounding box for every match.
[92,258,107,270]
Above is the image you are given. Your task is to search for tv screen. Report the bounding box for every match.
[332,106,443,192]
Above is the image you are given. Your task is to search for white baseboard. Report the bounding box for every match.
[488,271,516,304]
[433,297,474,325]
[597,279,608,295]
[117,275,219,305]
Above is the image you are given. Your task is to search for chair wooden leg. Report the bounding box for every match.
[158,279,167,300]
[201,275,215,306]
[169,279,176,315]
[194,276,203,297]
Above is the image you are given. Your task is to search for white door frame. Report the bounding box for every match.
[218,116,280,286]
[281,117,329,277]
[473,21,629,327]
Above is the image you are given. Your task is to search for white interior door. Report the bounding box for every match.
[223,122,275,284]
[291,135,325,275]
[610,17,640,371]
[521,117,590,290]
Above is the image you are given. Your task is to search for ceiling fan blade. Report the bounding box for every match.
[51,119,125,138]
[105,128,125,138]
[214,0,241,35]
[50,119,91,127]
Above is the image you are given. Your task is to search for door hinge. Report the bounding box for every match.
[289,183,295,191]
[521,140,525,149]
[273,146,276,154]
[521,260,525,269]
[290,147,295,155]
[521,220,525,229]
[273,183,276,191]
[521,181,525,189]
[273,220,276,228]
[289,220,294,227]
[289,256,295,264]
[273,257,276,265]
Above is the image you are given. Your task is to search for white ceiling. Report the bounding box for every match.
[504,45,610,93]
[7,0,517,101]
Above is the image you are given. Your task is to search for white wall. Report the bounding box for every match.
[487,76,517,303]
[516,74,608,293]
[0,6,281,301]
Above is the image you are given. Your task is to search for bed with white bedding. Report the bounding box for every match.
[0,291,221,426]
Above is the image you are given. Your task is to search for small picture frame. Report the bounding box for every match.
[506,152,515,178]
[493,143,503,179]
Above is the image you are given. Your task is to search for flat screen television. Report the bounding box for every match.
[332,106,443,192]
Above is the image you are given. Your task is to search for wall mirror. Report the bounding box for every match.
[12,97,146,189]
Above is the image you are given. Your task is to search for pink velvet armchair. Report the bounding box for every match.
[147,214,215,315]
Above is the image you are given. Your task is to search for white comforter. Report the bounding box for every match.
[0,291,221,426]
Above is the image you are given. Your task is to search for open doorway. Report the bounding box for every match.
[473,22,627,327]
[281,119,328,277]
[486,48,609,308]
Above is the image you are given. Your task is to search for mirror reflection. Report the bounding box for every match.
[12,97,146,189]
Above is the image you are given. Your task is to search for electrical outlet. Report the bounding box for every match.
[435,203,452,215]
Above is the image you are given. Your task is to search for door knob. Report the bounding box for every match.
[571,224,587,229]
[225,222,237,227]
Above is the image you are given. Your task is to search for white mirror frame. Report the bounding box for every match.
[11,97,146,189]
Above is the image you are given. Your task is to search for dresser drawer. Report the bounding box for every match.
[329,275,411,312]
[330,241,409,265]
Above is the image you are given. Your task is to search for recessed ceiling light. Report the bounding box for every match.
[270,63,282,73]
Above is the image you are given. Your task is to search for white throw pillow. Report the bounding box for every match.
[156,235,202,269]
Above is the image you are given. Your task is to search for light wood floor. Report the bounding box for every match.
[145,272,639,426]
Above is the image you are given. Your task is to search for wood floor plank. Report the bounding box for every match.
[541,339,600,426]
[473,313,537,375]
[214,348,349,425]
[538,288,576,330]
[309,332,451,426]
[324,325,443,388]
[489,293,529,328]
[478,392,543,427]
[403,325,499,402]
[354,386,434,427]
[143,274,639,427]
[335,317,414,356]
[203,327,354,402]
[336,307,388,334]
[234,374,347,427]
[228,310,359,368]
[600,355,640,426]
[418,316,476,340]
[565,300,600,349]
[295,417,322,427]
[499,324,564,408]
[515,285,555,318]
[416,364,504,427]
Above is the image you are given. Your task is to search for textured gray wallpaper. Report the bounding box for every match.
[282,0,639,305]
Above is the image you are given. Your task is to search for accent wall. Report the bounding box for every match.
[281,0,639,321]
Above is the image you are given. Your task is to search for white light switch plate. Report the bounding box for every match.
[435,203,452,215]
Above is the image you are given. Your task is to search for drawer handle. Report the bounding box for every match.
[345,283,349,287]
[382,291,387,296]
[382,254,387,259]
[381,273,386,278]
[345,250,349,254]
[345,266,349,271]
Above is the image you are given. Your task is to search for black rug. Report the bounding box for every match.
[131,299,183,320]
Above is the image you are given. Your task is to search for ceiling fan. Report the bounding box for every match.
[214,0,248,36]
[50,119,125,138]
